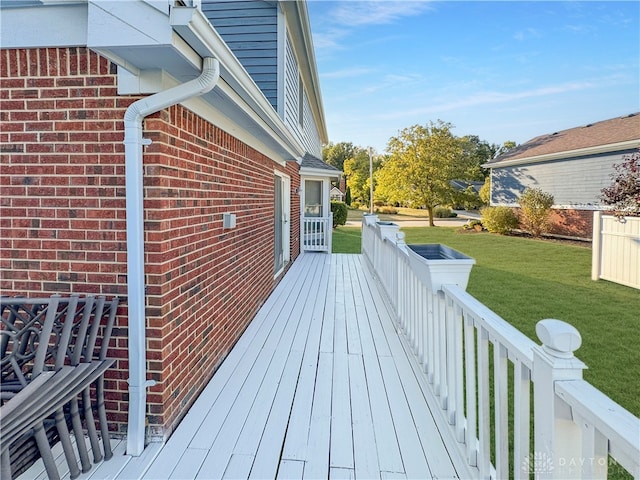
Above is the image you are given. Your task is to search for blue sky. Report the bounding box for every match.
[307,1,640,153]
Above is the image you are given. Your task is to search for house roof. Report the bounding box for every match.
[300,153,341,177]
[485,113,640,168]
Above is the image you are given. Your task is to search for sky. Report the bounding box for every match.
[306,1,640,154]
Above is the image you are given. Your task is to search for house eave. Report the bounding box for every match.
[484,139,640,169]
[169,6,305,161]
[300,167,341,179]
[280,1,328,145]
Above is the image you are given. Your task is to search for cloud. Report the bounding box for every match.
[322,67,378,79]
[513,27,542,41]
[375,80,599,120]
[327,0,434,27]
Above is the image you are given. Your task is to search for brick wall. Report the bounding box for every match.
[1,47,301,438]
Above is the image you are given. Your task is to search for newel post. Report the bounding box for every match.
[532,319,586,479]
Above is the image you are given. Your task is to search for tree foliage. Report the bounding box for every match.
[459,135,497,179]
[322,142,358,171]
[375,120,475,226]
[600,150,640,217]
[479,177,491,205]
[343,148,382,207]
[518,187,554,237]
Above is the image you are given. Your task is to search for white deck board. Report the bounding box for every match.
[18,253,458,480]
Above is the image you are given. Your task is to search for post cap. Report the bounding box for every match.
[536,319,582,358]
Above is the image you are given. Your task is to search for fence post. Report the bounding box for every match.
[591,211,602,281]
[532,319,586,479]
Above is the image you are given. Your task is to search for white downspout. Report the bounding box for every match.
[124,57,219,456]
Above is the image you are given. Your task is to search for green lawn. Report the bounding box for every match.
[332,226,640,417]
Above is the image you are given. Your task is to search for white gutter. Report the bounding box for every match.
[123,57,220,456]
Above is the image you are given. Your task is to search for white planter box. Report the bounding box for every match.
[407,244,475,293]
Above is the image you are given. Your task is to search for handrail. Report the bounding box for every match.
[555,380,640,477]
[361,214,640,480]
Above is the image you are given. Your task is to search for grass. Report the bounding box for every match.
[332,226,640,417]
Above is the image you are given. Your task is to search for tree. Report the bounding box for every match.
[376,120,472,226]
[459,135,497,179]
[322,142,358,171]
[518,187,554,237]
[343,148,381,207]
[601,150,640,217]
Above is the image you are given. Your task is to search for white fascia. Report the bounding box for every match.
[300,167,342,179]
[0,2,88,48]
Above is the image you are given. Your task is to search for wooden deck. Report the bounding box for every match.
[20,253,460,480]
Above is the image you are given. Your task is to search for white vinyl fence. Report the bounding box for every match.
[362,215,640,480]
[592,211,640,289]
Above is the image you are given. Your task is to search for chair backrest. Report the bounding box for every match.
[0,295,61,389]
[1,295,120,395]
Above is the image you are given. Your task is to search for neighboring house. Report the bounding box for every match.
[330,187,344,202]
[0,0,334,453]
[484,113,640,238]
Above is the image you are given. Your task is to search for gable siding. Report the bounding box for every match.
[490,150,635,207]
[202,0,278,110]
[283,33,322,158]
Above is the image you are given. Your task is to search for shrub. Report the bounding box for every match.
[434,207,457,218]
[463,219,483,231]
[481,206,518,234]
[350,201,361,209]
[331,201,347,227]
[600,150,640,217]
[518,187,554,237]
[479,177,491,205]
[375,206,398,214]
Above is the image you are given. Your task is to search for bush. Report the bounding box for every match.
[463,219,483,231]
[434,207,457,218]
[350,201,361,209]
[518,187,554,237]
[479,177,491,205]
[331,201,347,228]
[375,206,398,214]
[481,206,518,234]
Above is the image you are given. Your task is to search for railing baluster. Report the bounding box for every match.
[513,361,531,480]
[464,313,478,467]
[494,342,509,478]
[477,326,491,478]
[445,295,456,424]
[438,290,448,409]
[454,304,465,441]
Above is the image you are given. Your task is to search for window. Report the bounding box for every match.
[304,180,322,217]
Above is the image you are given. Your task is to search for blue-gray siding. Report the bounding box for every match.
[284,33,322,158]
[490,149,635,207]
[202,0,278,110]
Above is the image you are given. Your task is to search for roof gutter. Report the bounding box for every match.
[123,56,220,457]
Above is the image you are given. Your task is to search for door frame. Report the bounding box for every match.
[274,170,291,277]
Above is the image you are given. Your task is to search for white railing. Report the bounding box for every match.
[592,211,640,289]
[362,215,640,480]
[302,215,332,253]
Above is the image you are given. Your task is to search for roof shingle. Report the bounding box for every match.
[486,113,640,166]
